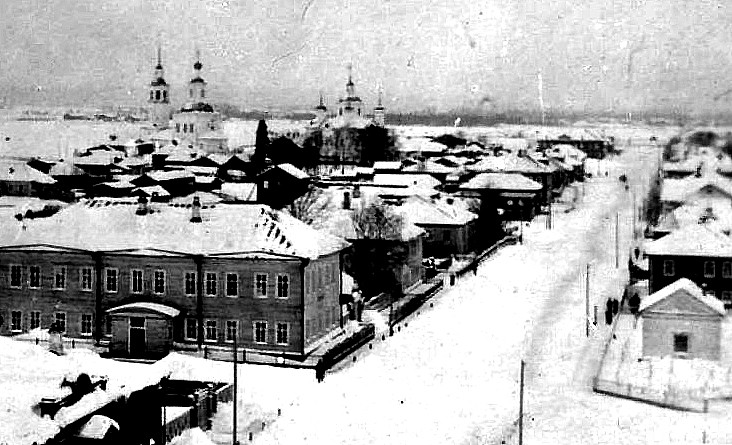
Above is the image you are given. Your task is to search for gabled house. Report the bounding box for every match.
[659,174,732,216]
[639,278,726,360]
[459,172,542,221]
[0,159,57,198]
[131,170,196,197]
[256,163,310,209]
[393,195,478,257]
[645,224,732,307]
[467,154,553,205]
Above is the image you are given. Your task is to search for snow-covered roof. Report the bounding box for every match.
[639,278,725,315]
[220,182,257,201]
[659,201,732,234]
[402,161,457,174]
[76,415,120,440]
[132,185,170,197]
[644,224,732,257]
[0,202,349,260]
[460,172,542,191]
[0,159,56,184]
[398,137,448,154]
[373,161,403,171]
[107,302,181,318]
[170,192,223,205]
[313,206,425,241]
[395,195,477,226]
[276,163,309,179]
[48,161,85,176]
[663,159,700,173]
[146,170,195,182]
[118,156,148,168]
[467,155,551,174]
[660,175,732,203]
[373,173,441,189]
[168,427,217,445]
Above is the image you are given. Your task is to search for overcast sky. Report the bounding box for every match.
[2,0,732,114]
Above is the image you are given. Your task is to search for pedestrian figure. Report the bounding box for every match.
[629,293,640,315]
[612,298,619,315]
[315,359,325,383]
[605,309,613,325]
[606,298,613,313]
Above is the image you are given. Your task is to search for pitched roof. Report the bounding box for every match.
[645,224,732,257]
[660,175,732,203]
[639,278,725,315]
[467,154,551,174]
[460,172,542,191]
[395,195,477,226]
[276,163,309,179]
[373,173,441,189]
[0,202,349,260]
[0,160,56,184]
[372,161,403,171]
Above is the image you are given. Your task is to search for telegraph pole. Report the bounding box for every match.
[615,211,619,268]
[586,263,590,337]
[519,359,525,445]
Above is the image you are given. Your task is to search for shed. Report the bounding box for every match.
[106,302,181,358]
[639,278,725,361]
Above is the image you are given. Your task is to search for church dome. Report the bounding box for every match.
[151,77,167,86]
[190,76,205,84]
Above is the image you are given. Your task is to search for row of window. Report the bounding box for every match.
[8,266,290,298]
[9,311,92,336]
[150,89,168,101]
[9,311,291,345]
[662,260,732,279]
[176,122,196,133]
[184,318,289,345]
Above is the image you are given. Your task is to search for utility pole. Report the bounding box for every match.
[615,211,619,269]
[586,263,590,337]
[519,359,525,445]
[233,335,239,445]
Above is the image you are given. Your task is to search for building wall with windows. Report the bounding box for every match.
[303,252,341,351]
[0,249,98,337]
[649,255,732,308]
[642,313,722,360]
[0,250,334,356]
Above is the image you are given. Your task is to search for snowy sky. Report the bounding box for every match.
[2,0,732,114]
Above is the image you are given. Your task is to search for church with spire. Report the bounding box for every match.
[311,65,387,129]
[149,50,228,153]
[148,46,171,128]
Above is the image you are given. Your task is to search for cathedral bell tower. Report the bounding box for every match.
[148,46,171,128]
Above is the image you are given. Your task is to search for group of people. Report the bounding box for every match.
[605,297,620,325]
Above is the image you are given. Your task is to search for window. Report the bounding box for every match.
[105,268,118,293]
[190,124,195,133]
[185,318,198,340]
[155,90,161,101]
[706,290,716,298]
[255,274,267,297]
[55,313,66,332]
[154,270,166,294]
[673,333,689,353]
[150,91,154,101]
[80,267,93,291]
[724,262,732,279]
[263,180,269,189]
[722,291,732,302]
[131,269,144,294]
[704,261,716,278]
[226,320,238,342]
[184,272,196,296]
[176,123,180,133]
[183,123,188,133]
[53,267,66,290]
[205,320,217,342]
[226,273,238,297]
[30,311,40,330]
[205,272,217,296]
[9,265,21,288]
[189,89,193,98]
[29,266,41,289]
[104,315,112,336]
[254,321,267,343]
[11,311,21,332]
[277,275,289,299]
[663,260,675,277]
[276,322,288,345]
[81,314,92,336]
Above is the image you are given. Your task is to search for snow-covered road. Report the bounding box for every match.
[237,145,670,445]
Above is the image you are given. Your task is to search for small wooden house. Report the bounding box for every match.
[639,278,725,361]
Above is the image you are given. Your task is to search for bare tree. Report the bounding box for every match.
[287,185,331,225]
[351,201,404,240]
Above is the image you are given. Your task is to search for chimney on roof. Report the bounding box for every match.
[190,196,202,223]
[136,196,148,215]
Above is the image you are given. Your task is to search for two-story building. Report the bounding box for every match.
[0,198,349,360]
[645,224,732,308]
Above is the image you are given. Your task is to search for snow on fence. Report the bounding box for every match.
[592,377,708,413]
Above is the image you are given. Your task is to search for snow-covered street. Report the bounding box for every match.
[209,143,710,445]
